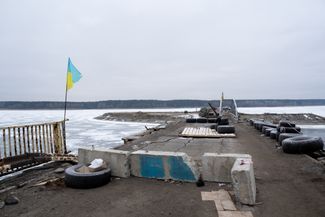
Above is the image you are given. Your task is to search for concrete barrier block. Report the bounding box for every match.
[130,150,199,182]
[202,153,251,182]
[78,148,130,178]
[231,158,256,205]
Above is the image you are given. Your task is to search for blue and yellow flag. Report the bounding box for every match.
[67,58,82,90]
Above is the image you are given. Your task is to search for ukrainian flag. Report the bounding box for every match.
[67,58,82,90]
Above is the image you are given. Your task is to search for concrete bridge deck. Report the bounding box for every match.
[1,119,325,217]
[116,120,325,217]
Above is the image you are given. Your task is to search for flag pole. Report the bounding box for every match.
[62,66,69,154]
[64,74,68,122]
[63,57,81,154]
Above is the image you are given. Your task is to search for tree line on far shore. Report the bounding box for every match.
[0,99,325,110]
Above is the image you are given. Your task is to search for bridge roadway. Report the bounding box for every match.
[1,120,325,217]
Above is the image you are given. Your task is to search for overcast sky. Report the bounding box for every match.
[0,0,324,101]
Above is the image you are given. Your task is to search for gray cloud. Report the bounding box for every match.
[0,0,324,101]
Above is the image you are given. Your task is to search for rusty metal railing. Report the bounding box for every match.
[0,120,67,174]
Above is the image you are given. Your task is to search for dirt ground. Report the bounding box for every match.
[1,112,325,217]
[1,175,225,217]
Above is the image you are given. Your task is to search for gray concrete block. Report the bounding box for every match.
[231,158,256,205]
[202,153,251,182]
[130,150,199,182]
[78,148,131,178]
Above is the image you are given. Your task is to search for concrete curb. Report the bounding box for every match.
[202,153,251,182]
[231,158,256,205]
[78,148,131,178]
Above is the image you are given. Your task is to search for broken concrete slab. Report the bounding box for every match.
[78,148,130,178]
[221,200,237,211]
[201,189,237,211]
[218,211,254,217]
[231,158,256,205]
[202,153,252,182]
[201,191,223,210]
[130,150,199,182]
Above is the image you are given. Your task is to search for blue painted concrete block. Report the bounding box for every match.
[168,156,196,181]
[140,155,165,179]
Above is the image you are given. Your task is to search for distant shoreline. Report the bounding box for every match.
[0,99,325,110]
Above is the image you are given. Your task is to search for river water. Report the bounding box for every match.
[0,108,196,154]
[0,107,324,154]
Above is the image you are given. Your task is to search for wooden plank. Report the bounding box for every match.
[46,124,50,154]
[49,124,53,153]
[31,126,35,153]
[38,125,43,154]
[18,128,22,155]
[13,127,17,156]
[0,120,65,131]
[218,211,253,217]
[35,125,39,153]
[180,127,236,138]
[27,126,31,153]
[22,127,26,154]
[42,125,47,153]
[1,129,5,158]
[8,128,12,157]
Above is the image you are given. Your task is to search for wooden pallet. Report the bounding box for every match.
[180,127,236,138]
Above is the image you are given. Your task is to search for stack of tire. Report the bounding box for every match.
[210,118,235,134]
[185,118,207,123]
[185,117,211,123]
[249,119,324,154]
[276,121,301,144]
[251,120,277,138]
[276,121,324,154]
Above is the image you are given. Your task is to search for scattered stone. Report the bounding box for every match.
[54,168,65,173]
[0,186,17,194]
[317,157,325,161]
[5,195,20,205]
[0,200,5,209]
[196,175,205,187]
[17,182,27,188]
[61,163,72,167]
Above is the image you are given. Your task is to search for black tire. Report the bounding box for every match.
[210,124,218,130]
[278,121,296,128]
[278,133,301,146]
[270,130,277,139]
[260,123,276,132]
[217,125,235,134]
[282,136,324,154]
[218,118,229,125]
[207,118,218,123]
[279,127,301,133]
[249,119,254,126]
[254,122,262,130]
[262,126,270,134]
[276,131,281,141]
[196,118,208,123]
[254,121,262,130]
[186,118,196,123]
[265,128,273,137]
[65,164,111,189]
